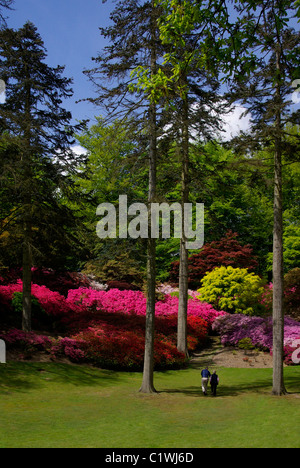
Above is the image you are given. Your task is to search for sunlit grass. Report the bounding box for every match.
[0,362,299,448]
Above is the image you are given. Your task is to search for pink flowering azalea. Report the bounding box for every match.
[0,280,83,317]
[66,287,226,326]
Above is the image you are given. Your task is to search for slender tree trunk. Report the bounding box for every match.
[272,138,286,395]
[22,71,33,333]
[22,219,32,332]
[272,47,286,396]
[140,1,157,394]
[177,86,189,357]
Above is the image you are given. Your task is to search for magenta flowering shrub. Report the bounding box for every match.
[0,280,83,318]
[67,287,226,327]
[51,337,86,362]
[0,329,53,351]
[0,329,85,363]
[213,314,300,364]
[0,268,102,296]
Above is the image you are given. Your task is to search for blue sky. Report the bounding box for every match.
[3,1,300,145]
[6,0,115,125]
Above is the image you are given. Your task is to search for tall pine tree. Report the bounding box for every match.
[0,22,84,331]
[230,0,300,395]
[142,0,230,356]
[85,0,163,392]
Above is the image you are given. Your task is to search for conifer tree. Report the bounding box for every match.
[0,0,13,26]
[144,0,230,356]
[0,22,84,331]
[85,0,163,392]
[230,0,300,395]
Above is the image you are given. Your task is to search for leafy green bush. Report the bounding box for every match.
[197,266,266,315]
[238,337,255,350]
[12,292,48,325]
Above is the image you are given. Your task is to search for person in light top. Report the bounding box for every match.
[201,367,211,395]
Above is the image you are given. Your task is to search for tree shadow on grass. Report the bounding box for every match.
[160,374,300,398]
[0,361,120,394]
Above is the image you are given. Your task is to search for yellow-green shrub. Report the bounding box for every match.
[197,266,266,315]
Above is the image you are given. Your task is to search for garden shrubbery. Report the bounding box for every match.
[0,281,221,370]
[1,264,299,370]
[213,314,300,365]
[284,268,300,321]
[169,232,258,288]
[197,266,266,315]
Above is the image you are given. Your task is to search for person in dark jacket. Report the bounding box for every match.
[210,370,219,396]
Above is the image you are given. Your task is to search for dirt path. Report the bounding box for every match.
[190,336,273,369]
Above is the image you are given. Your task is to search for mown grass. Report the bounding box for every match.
[0,362,299,448]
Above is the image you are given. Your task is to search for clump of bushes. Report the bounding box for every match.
[212,314,300,365]
[169,231,258,288]
[0,284,222,371]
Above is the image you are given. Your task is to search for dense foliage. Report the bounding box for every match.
[1,274,298,369]
[213,314,300,366]
[0,281,224,370]
[170,232,259,288]
[197,266,266,316]
[284,268,300,321]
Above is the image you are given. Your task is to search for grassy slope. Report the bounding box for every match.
[0,362,299,448]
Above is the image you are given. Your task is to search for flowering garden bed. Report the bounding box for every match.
[0,281,225,370]
[213,314,300,366]
[0,277,299,370]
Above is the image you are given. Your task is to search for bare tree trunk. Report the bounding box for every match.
[140,1,157,393]
[22,220,32,332]
[21,63,33,333]
[272,47,286,396]
[177,87,189,358]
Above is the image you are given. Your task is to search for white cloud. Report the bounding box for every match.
[71,145,88,156]
[219,104,252,141]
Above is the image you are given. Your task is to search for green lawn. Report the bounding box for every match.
[0,362,299,448]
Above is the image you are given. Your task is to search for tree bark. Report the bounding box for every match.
[140,1,157,394]
[177,85,189,358]
[22,219,32,332]
[22,65,33,333]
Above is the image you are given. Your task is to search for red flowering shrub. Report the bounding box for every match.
[72,326,186,370]
[170,231,258,288]
[260,270,300,319]
[284,268,300,320]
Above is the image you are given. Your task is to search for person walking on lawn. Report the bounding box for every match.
[201,367,211,395]
[210,370,219,396]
